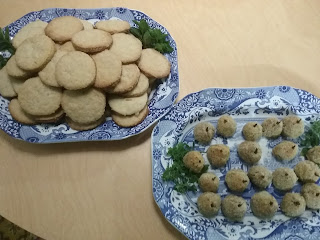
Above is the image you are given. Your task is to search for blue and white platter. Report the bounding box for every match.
[152,86,320,240]
[0,7,178,143]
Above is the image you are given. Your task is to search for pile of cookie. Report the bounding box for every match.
[0,16,171,130]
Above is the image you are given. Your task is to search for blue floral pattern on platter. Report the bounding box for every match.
[152,86,320,240]
[0,8,179,143]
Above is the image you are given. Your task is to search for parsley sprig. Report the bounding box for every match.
[130,19,173,54]
[0,27,15,69]
[162,143,208,193]
[300,120,320,156]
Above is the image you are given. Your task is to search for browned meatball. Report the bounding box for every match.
[198,172,220,192]
[207,144,230,168]
[197,192,221,218]
[250,191,278,219]
[194,122,215,143]
[282,116,304,139]
[217,115,237,138]
[225,169,250,192]
[183,151,204,173]
[238,141,262,164]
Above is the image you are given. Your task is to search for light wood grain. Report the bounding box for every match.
[1,1,320,239]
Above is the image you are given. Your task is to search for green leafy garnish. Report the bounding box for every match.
[300,120,320,156]
[0,27,15,69]
[130,19,173,54]
[162,142,208,193]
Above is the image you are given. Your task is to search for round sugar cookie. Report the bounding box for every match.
[18,77,62,116]
[138,48,171,78]
[106,64,140,94]
[39,50,67,87]
[0,66,17,98]
[61,88,106,124]
[95,20,130,34]
[12,20,47,48]
[45,16,83,42]
[72,29,112,53]
[108,92,148,116]
[109,33,142,63]
[15,35,55,72]
[111,105,148,127]
[9,99,36,125]
[92,50,122,88]
[56,51,96,90]
[123,73,149,97]
[6,55,32,79]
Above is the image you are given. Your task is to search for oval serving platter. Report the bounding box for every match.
[0,7,179,143]
[152,86,320,240]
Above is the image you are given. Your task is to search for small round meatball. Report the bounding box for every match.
[238,141,262,164]
[207,144,230,168]
[198,172,220,192]
[262,117,283,138]
[183,151,204,173]
[221,195,247,221]
[217,115,237,138]
[194,122,215,143]
[306,146,320,164]
[281,193,306,217]
[250,191,278,219]
[294,160,320,183]
[272,168,297,191]
[301,183,320,209]
[248,166,272,189]
[225,169,250,192]
[242,122,262,141]
[272,141,298,161]
[197,192,221,218]
[282,116,304,139]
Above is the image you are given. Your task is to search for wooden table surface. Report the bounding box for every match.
[1,0,320,239]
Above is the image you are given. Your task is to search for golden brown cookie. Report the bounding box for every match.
[61,88,106,124]
[39,50,67,87]
[106,64,140,94]
[10,77,25,95]
[92,50,122,88]
[18,77,62,116]
[12,20,48,48]
[45,16,83,43]
[71,29,112,53]
[6,55,32,79]
[122,73,149,97]
[111,105,148,127]
[9,98,36,125]
[95,20,130,34]
[15,35,56,72]
[109,33,142,63]
[56,51,96,90]
[108,92,148,116]
[0,66,17,98]
[138,48,171,78]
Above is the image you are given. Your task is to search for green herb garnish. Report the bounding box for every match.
[162,142,208,193]
[300,120,320,156]
[130,20,173,54]
[0,27,15,69]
